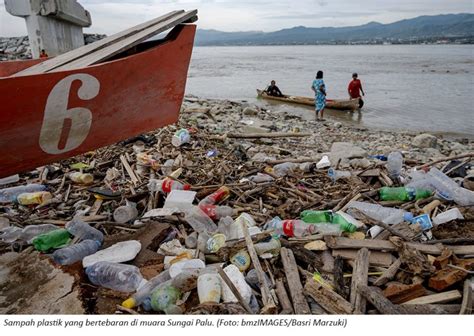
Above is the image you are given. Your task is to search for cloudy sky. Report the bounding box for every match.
[1,0,472,36]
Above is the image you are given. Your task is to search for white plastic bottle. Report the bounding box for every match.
[220,264,252,304]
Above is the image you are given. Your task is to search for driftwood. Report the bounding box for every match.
[357,284,406,314]
[402,290,462,305]
[459,279,473,315]
[350,248,370,314]
[227,132,311,139]
[275,279,294,314]
[332,249,393,267]
[374,258,402,286]
[280,247,311,314]
[304,278,353,315]
[418,152,474,169]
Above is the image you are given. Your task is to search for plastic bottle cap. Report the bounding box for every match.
[122,298,136,309]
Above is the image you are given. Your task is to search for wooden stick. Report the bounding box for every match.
[280,247,311,314]
[400,304,462,315]
[227,132,310,139]
[265,158,318,164]
[459,279,473,315]
[217,267,253,314]
[350,248,370,314]
[349,209,412,241]
[120,155,139,186]
[275,279,294,314]
[357,284,406,314]
[374,258,402,287]
[402,290,462,305]
[240,222,276,310]
[418,152,474,169]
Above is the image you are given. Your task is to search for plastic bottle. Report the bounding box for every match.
[161,159,175,176]
[273,162,299,177]
[316,156,331,169]
[368,154,388,161]
[0,174,20,186]
[199,186,230,206]
[171,129,191,147]
[331,213,358,233]
[198,273,221,304]
[113,201,138,224]
[299,162,315,173]
[32,229,71,252]
[17,191,53,205]
[198,204,233,221]
[148,178,191,193]
[185,231,198,249]
[0,184,46,203]
[386,151,403,180]
[85,261,146,292]
[206,233,227,253]
[169,259,206,278]
[122,270,171,309]
[245,269,271,291]
[150,281,182,313]
[0,226,23,243]
[0,224,58,243]
[426,167,474,206]
[246,173,274,183]
[265,218,317,237]
[346,201,413,224]
[254,238,281,256]
[171,269,200,292]
[53,239,101,265]
[230,250,251,271]
[301,210,332,223]
[65,218,104,243]
[379,187,432,201]
[69,172,94,185]
[433,208,464,226]
[328,168,351,182]
[184,206,218,233]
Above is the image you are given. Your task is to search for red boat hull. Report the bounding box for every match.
[0,25,196,178]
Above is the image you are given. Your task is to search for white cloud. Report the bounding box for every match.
[0,0,472,36]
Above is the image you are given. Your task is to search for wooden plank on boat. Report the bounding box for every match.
[13,10,184,76]
[54,10,198,71]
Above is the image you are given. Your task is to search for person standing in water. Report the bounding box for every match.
[311,71,326,121]
[348,73,365,108]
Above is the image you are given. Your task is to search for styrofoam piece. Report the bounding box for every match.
[82,240,142,268]
[164,190,196,210]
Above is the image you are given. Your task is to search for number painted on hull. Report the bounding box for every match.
[39,74,100,154]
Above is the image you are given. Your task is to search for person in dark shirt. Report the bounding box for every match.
[265,80,284,97]
[39,49,48,58]
[348,73,365,108]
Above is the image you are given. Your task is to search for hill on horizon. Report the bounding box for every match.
[195,13,474,45]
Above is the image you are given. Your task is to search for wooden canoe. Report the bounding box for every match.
[0,22,196,178]
[256,89,360,111]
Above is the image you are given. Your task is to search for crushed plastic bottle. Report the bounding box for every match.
[113,200,138,224]
[328,168,351,182]
[85,261,146,292]
[0,174,20,186]
[53,239,101,265]
[148,178,191,193]
[0,184,46,203]
[198,204,233,220]
[17,191,53,205]
[69,172,94,185]
[32,229,71,252]
[273,162,298,177]
[171,129,191,147]
[0,224,58,243]
[184,206,218,233]
[254,237,281,256]
[386,151,403,180]
[122,270,171,309]
[218,213,260,240]
[66,218,104,243]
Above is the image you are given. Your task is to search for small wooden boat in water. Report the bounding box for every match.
[256,89,360,111]
[0,11,197,178]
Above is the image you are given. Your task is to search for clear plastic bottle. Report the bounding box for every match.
[273,162,299,177]
[265,218,317,237]
[85,261,146,292]
[346,201,413,224]
[53,239,101,265]
[254,238,281,256]
[148,178,191,193]
[0,184,46,203]
[161,159,175,176]
[426,167,474,206]
[386,151,403,180]
[122,270,171,309]
[328,168,351,182]
[183,206,218,233]
[0,174,20,186]
[198,204,233,220]
[113,201,138,224]
[199,186,230,206]
[20,224,58,243]
[0,226,23,243]
[65,218,104,243]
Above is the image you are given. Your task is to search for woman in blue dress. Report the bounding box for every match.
[311,70,326,121]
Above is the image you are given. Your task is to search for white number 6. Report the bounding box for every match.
[39,74,100,154]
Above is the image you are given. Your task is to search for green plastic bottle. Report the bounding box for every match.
[150,282,182,314]
[331,213,357,233]
[300,210,332,223]
[379,187,432,201]
[32,229,71,252]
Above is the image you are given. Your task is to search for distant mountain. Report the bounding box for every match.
[195,13,474,45]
